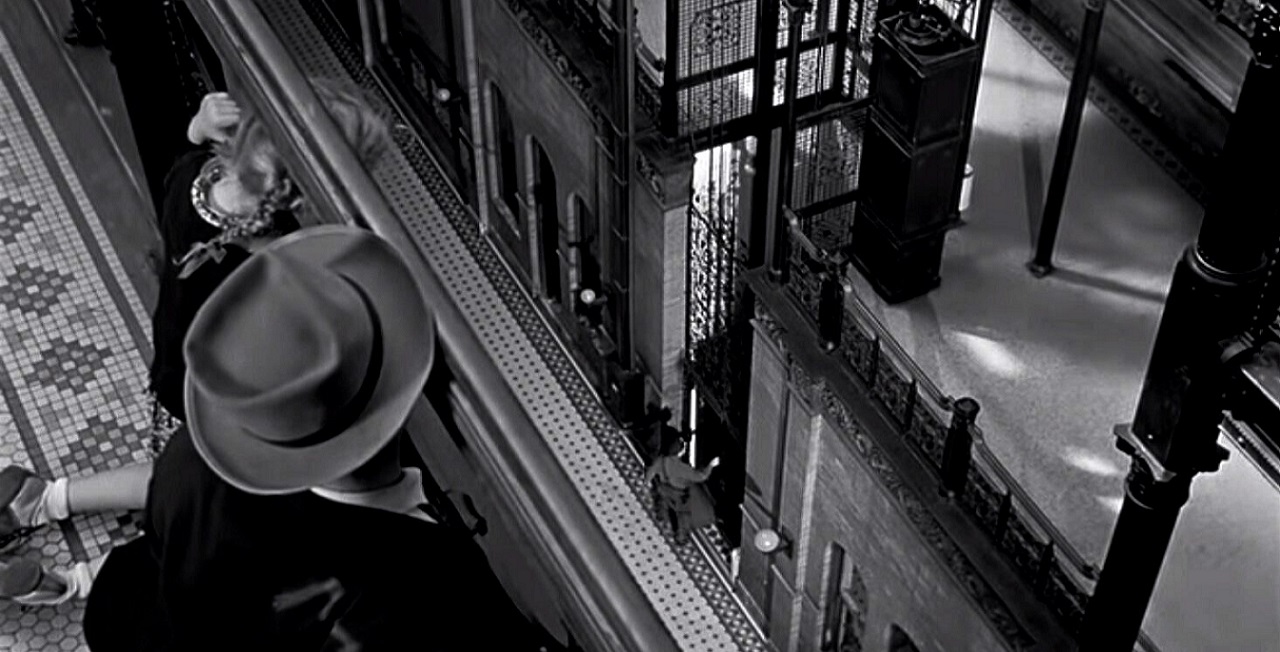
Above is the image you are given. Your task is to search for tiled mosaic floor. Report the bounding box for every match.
[0,25,153,652]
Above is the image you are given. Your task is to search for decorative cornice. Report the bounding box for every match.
[635,150,665,203]
[504,0,593,99]
[754,299,789,347]
[809,365,1037,648]
[504,0,663,127]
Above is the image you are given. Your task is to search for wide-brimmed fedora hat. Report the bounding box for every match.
[183,224,435,494]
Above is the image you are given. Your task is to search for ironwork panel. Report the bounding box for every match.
[773,43,839,104]
[929,0,980,36]
[777,0,841,48]
[685,142,751,435]
[846,0,878,96]
[678,69,757,133]
[678,0,759,79]
[791,106,868,249]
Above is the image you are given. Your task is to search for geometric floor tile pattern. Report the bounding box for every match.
[0,23,152,651]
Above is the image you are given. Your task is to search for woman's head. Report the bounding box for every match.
[217,77,392,204]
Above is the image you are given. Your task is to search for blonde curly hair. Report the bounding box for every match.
[216,77,392,202]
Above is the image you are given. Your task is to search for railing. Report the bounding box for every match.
[183,1,680,650]
[781,227,1160,650]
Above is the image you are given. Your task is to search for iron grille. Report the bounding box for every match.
[676,0,760,133]
[791,106,869,250]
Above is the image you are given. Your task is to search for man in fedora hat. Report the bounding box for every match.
[2,225,540,650]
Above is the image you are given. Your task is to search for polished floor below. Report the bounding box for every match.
[849,3,1280,651]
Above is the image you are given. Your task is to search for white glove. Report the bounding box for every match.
[186,92,242,145]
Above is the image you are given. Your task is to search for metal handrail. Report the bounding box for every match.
[969,436,1097,578]
[184,1,680,650]
[844,287,951,407]
[840,283,1098,582]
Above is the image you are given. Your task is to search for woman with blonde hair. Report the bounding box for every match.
[0,78,392,605]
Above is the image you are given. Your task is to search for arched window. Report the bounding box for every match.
[887,625,920,652]
[821,544,847,649]
[488,82,520,220]
[821,543,867,652]
[530,138,562,301]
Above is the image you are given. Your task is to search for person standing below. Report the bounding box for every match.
[2,226,541,650]
[644,431,720,545]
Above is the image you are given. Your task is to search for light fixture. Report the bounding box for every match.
[753,528,791,556]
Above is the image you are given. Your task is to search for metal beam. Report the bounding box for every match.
[1028,0,1109,277]
[1077,4,1280,649]
[769,0,813,281]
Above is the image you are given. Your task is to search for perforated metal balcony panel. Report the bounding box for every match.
[256,2,770,650]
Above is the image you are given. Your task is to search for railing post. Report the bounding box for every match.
[941,397,980,496]
[1036,540,1057,592]
[817,264,847,350]
[770,0,811,283]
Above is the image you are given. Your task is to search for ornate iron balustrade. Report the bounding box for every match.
[777,230,1159,649]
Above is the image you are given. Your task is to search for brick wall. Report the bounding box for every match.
[469,0,602,292]
[740,324,1071,652]
[464,1,694,411]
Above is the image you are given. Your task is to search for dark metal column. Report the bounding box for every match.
[747,0,782,269]
[1077,5,1280,649]
[612,0,636,369]
[769,0,812,281]
[955,0,997,186]
[1028,0,1108,277]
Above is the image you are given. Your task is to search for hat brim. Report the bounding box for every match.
[185,226,436,495]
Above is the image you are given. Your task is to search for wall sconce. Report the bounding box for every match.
[579,288,607,307]
[753,527,792,556]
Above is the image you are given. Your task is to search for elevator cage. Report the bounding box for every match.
[678,0,980,554]
[680,0,979,421]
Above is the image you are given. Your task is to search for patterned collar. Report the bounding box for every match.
[189,158,273,235]
[178,158,300,279]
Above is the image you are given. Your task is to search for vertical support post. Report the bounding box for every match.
[831,0,854,94]
[955,0,996,200]
[1077,5,1280,650]
[1078,460,1191,650]
[613,0,636,370]
[662,0,680,134]
[770,0,812,282]
[1028,0,1108,277]
[817,266,846,349]
[941,397,980,496]
[747,0,782,269]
